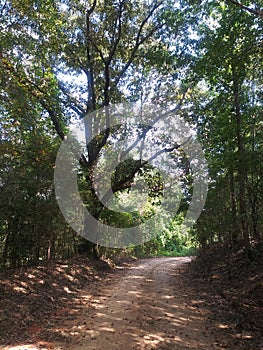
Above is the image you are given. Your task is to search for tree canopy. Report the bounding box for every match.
[0,0,262,267]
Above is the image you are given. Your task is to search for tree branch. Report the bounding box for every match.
[58,81,85,116]
[85,1,98,112]
[114,1,164,86]
[225,0,263,18]
[88,35,107,64]
[85,1,98,164]
[146,135,192,163]
[101,134,191,205]
[107,0,126,65]
[87,0,97,15]
[120,95,185,160]
[44,107,65,141]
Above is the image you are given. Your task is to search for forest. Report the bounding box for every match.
[0,0,262,348]
[0,0,262,266]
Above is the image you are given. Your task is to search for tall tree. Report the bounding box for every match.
[1,0,195,258]
[189,2,263,253]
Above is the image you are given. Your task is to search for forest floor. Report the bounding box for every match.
[0,247,262,350]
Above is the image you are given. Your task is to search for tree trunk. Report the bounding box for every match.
[47,233,55,261]
[229,168,239,246]
[232,69,251,256]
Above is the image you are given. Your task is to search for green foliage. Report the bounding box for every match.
[116,212,198,258]
[0,57,77,266]
[0,0,262,268]
[188,2,263,249]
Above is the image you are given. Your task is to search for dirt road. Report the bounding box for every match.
[70,257,223,350]
[3,257,230,350]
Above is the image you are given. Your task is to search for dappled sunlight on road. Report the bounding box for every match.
[2,258,227,350]
[68,257,224,350]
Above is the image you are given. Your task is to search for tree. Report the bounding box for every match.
[1,0,196,259]
[189,2,263,254]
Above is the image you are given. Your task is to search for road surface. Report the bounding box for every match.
[71,257,223,350]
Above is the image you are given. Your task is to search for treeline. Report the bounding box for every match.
[0,0,262,268]
[192,4,263,256]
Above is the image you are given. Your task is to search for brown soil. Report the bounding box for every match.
[184,244,263,350]
[0,255,262,350]
[69,257,223,350]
